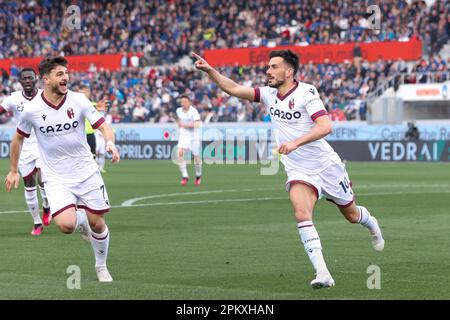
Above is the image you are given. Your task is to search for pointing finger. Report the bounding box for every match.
[191,52,203,61]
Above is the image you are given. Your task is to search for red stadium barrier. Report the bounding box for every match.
[0,54,124,74]
[204,39,422,66]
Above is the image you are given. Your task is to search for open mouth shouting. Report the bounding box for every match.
[59,81,68,92]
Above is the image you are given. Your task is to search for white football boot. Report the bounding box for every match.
[310,272,335,289]
[96,266,113,282]
[78,219,92,242]
[369,216,385,251]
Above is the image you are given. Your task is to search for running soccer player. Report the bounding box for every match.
[94,109,112,174]
[176,95,202,186]
[192,50,384,289]
[0,68,51,235]
[5,56,120,282]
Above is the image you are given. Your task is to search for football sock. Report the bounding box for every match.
[179,163,188,178]
[90,225,110,267]
[97,154,106,171]
[194,163,202,178]
[357,206,378,232]
[25,187,42,225]
[297,221,329,275]
[74,210,88,232]
[38,184,49,209]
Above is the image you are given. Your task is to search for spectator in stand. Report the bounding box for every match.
[0,1,448,60]
[132,104,149,122]
[1,55,448,124]
[1,0,449,125]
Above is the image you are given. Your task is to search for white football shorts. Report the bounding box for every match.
[178,136,201,157]
[285,158,354,207]
[18,157,41,180]
[46,171,110,217]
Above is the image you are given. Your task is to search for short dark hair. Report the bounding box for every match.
[269,50,299,75]
[179,95,190,101]
[38,56,68,77]
[19,68,36,78]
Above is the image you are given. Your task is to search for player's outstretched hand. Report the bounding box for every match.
[106,142,120,164]
[5,171,20,192]
[96,97,109,112]
[191,52,213,73]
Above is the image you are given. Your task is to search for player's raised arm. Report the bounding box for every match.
[97,122,120,163]
[5,133,24,192]
[191,52,255,102]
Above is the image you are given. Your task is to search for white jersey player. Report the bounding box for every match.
[95,111,112,173]
[78,84,111,174]
[176,95,202,186]
[5,56,120,282]
[0,68,51,235]
[192,50,384,289]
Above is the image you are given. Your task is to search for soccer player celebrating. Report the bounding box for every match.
[192,50,384,289]
[5,57,120,282]
[176,95,202,186]
[0,68,51,235]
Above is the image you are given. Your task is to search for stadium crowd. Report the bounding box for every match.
[1,0,448,60]
[0,0,449,123]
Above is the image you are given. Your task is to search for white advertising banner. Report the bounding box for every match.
[396,82,450,101]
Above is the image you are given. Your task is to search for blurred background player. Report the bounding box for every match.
[79,85,97,159]
[192,50,384,289]
[6,56,120,282]
[0,68,51,235]
[95,105,113,174]
[176,95,202,186]
[79,84,109,172]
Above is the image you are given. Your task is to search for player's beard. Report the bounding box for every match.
[51,82,67,96]
[268,78,284,88]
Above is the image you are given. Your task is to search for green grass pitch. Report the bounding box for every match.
[0,159,449,299]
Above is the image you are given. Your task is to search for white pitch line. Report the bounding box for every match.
[117,189,450,209]
[121,184,450,206]
[1,188,449,215]
[354,183,450,189]
[119,196,287,208]
[0,196,286,214]
[0,210,30,214]
[121,187,279,206]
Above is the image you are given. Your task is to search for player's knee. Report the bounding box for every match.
[294,209,312,222]
[35,169,43,185]
[22,175,36,188]
[89,218,105,233]
[56,221,76,234]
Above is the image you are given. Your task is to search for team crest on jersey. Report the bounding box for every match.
[17,105,24,112]
[67,107,75,119]
[288,98,295,110]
